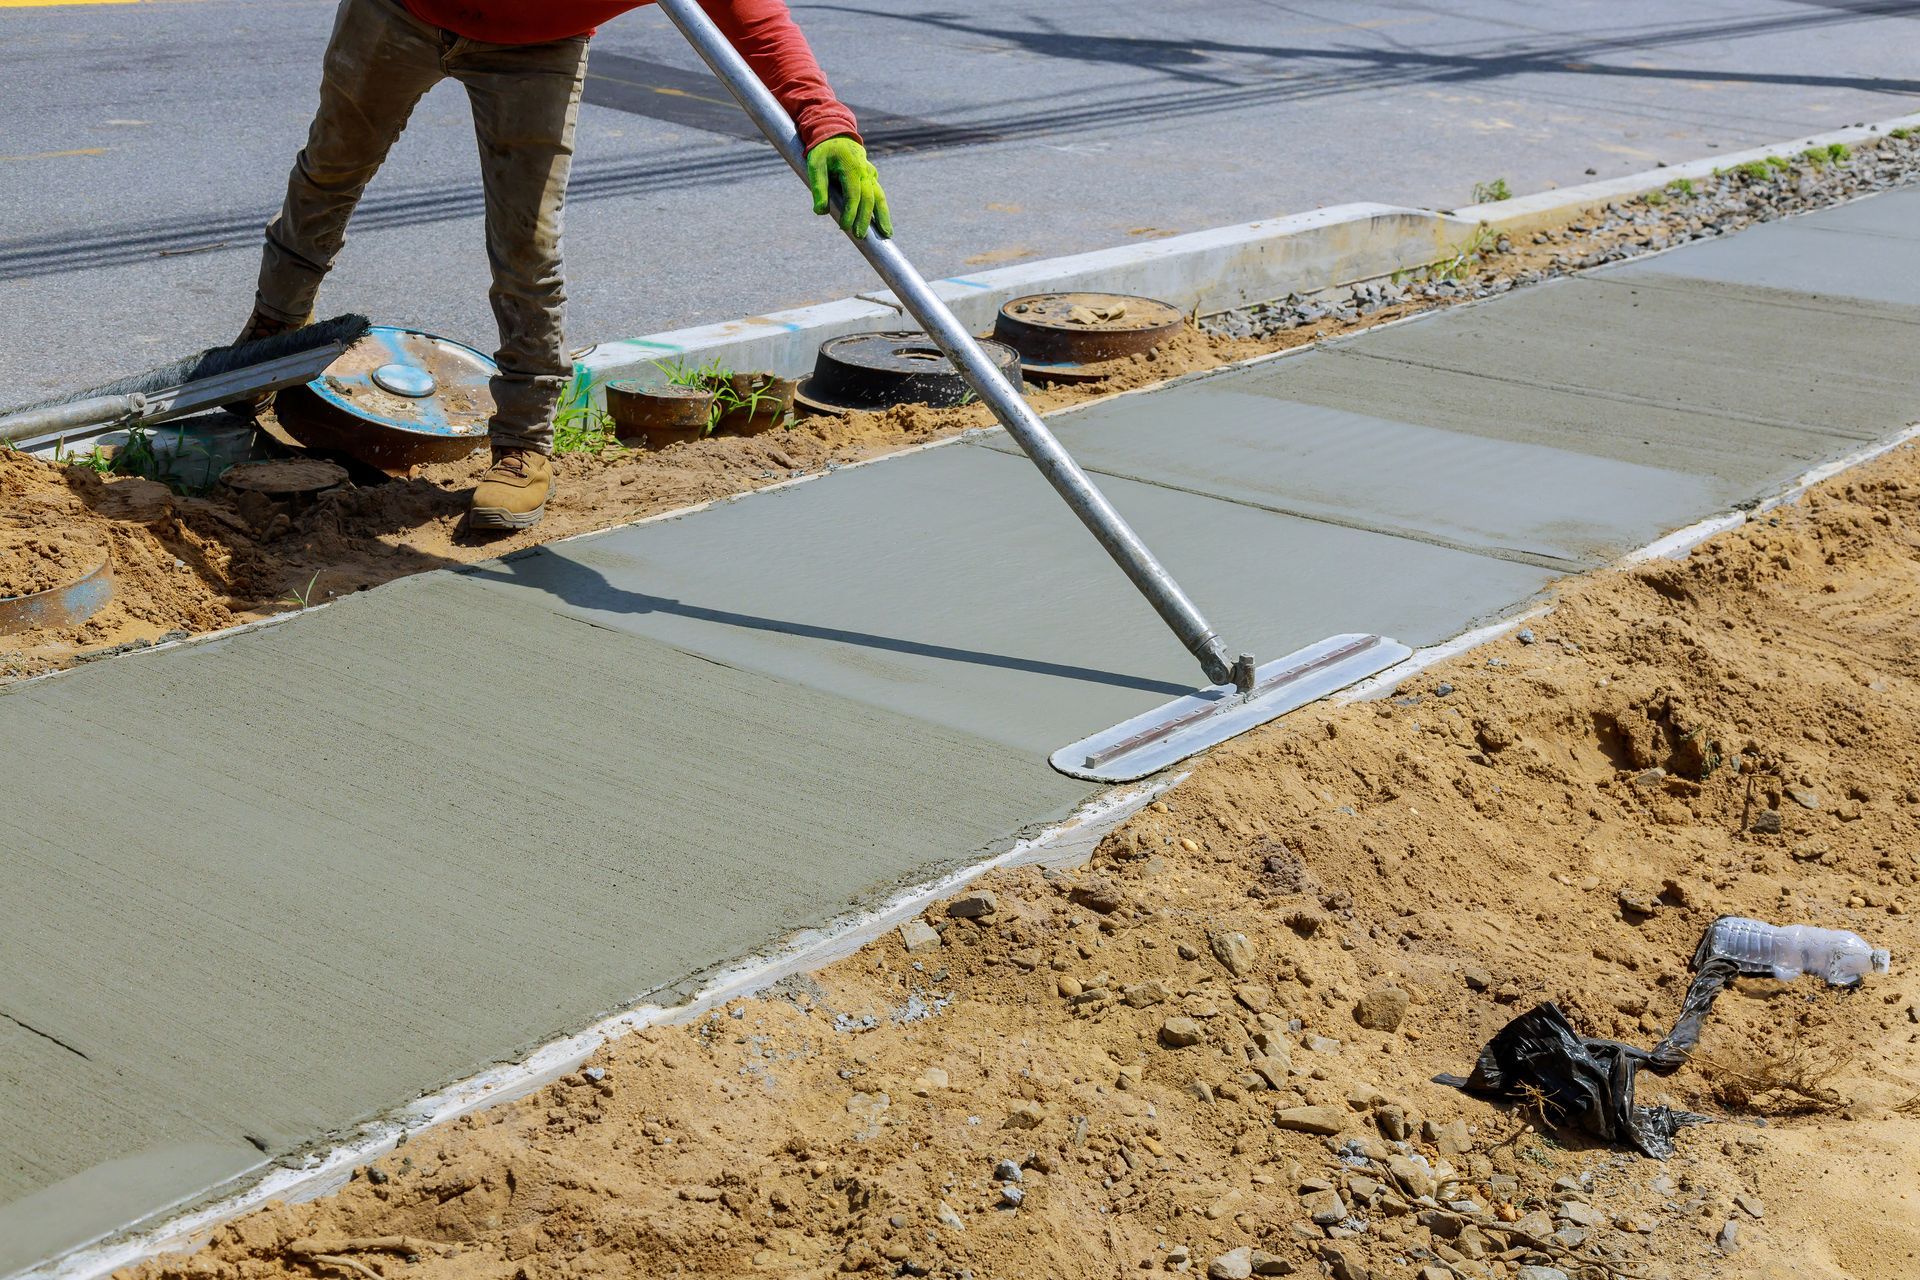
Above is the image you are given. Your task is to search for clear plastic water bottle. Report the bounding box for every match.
[1702,916,1891,986]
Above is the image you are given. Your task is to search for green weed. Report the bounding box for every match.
[1472,177,1513,204]
[1666,177,1695,197]
[1431,224,1499,280]
[552,403,621,455]
[1643,190,1666,206]
[653,358,790,436]
[281,571,322,610]
[1891,127,1913,140]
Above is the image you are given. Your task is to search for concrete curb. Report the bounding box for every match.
[1455,111,1920,236]
[567,202,1472,402]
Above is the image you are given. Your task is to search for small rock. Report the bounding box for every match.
[936,1202,965,1231]
[1786,787,1821,810]
[1374,1104,1411,1141]
[1160,1016,1203,1047]
[1617,887,1656,918]
[1070,879,1127,913]
[1353,985,1410,1032]
[1557,1201,1604,1227]
[1284,907,1326,937]
[1631,766,1668,789]
[998,1184,1024,1209]
[1717,1220,1741,1252]
[1436,682,1454,698]
[1735,1192,1764,1219]
[1250,1250,1293,1276]
[582,1066,607,1082]
[898,920,941,953]
[1511,1209,1555,1243]
[993,1158,1022,1183]
[1165,1245,1192,1272]
[1234,983,1273,1012]
[1275,1105,1346,1136]
[946,891,998,919]
[1207,1248,1253,1280]
[1124,980,1172,1008]
[1514,1269,1570,1280]
[1001,1100,1044,1129]
[1753,809,1783,835]
[1057,975,1083,998]
[1386,1153,1435,1200]
[1463,966,1491,991]
[911,1067,949,1095]
[1301,1033,1342,1055]
[1302,1187,1349,1225]
[1177,942,1202,960]
[1211,931,1257,977]
[1430,1118,1471,1156]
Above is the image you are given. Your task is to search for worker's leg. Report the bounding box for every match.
[254,0,446,326]
[449,34,590,457]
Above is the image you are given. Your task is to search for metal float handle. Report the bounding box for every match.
[656,0,1248,690]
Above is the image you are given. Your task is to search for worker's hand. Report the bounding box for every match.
[806,135,891,239]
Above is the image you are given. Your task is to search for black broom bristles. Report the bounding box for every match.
[4,313,372,415]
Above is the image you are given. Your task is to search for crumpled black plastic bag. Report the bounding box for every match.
[1437,953,1738,1158]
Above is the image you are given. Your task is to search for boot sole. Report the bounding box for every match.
[469,501,548,530]
[469,478,554,530]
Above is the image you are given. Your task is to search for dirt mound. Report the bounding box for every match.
[118,446,1920,1278]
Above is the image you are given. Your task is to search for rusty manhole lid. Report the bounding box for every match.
[220,458,350,498]
[0,540,112,636]
[275,326,496,472]
[795,331,1024,414]
[992,292,1185,382]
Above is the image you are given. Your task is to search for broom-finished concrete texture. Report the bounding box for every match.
[0,576,1089,1270]
[6,188,1920,1274]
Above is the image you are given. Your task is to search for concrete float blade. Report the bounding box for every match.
[1051,632,1411,783]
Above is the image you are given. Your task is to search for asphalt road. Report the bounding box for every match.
[2,0,1917,402]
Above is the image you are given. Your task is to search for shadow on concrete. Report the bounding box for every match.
[462,549,1195,698]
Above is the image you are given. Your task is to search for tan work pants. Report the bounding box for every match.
[255,0,588,453]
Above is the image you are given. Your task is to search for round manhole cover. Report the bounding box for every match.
[795,331,1024,414]
[993,292,1185,381]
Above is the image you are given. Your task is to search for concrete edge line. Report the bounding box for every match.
[565,111,1920,406]
[1341,421,1920,701]
[21,777,1180,1280]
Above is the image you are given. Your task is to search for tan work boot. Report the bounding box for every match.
[470,447,555,531]
[228,308,311,416]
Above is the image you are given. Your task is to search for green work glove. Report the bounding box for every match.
[806,135,892,239]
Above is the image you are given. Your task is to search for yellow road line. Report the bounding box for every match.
[0,147,108,161]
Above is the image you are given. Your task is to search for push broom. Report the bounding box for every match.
[656,0,1410,782]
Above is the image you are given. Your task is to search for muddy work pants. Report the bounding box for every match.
[254,0,587,453]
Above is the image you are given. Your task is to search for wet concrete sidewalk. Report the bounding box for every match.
[6,187,1920,1273]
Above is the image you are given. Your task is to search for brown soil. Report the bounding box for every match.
[122,442,1920,1278]
[0,526,104,599]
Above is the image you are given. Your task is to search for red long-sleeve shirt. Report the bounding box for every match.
[400,0,860,147]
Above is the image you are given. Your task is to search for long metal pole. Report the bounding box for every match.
[656,0,1243,688]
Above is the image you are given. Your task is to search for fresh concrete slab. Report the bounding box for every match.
[1261,346,1857,490]
[991,380,1723,569]
[1316,276,1920,445]
[0,573,1087,1272]
[1603,187,1920,310]
[459,445,1557,757]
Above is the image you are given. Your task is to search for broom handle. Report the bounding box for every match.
[657,0,1246,690]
